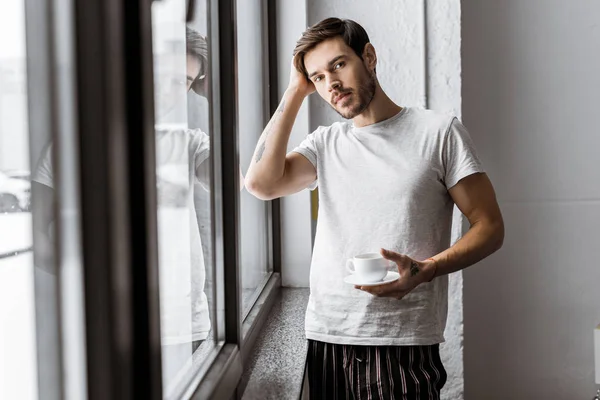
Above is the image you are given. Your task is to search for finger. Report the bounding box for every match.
[357,285,382,295]
[380,248,405,264]
[357,281,397,296]
[358,286,409,299]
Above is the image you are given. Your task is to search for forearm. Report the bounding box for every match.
[31,182,57,274]
[427,219,504,279]
[245,88,305,188]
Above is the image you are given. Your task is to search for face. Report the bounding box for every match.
[304,36,377,119]
[186,55,207,96]
[154,54,205,121]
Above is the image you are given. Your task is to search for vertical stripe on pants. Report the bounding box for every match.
[306,340,447,400]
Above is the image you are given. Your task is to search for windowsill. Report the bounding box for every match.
[241,287,310,400]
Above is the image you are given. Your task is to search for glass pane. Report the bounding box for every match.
[150,1,219,396]
[236,0,272,322]
[1,1,86,399]
[0,3,38,399]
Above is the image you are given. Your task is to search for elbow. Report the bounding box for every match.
[245,178,278,201]
[239,173,245,192]
[491,218,505,253]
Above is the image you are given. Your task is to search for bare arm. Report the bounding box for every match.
[245,58,317,200]
[424,172,504,279]
[359,172,504,298]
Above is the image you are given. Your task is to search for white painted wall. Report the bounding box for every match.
[276,1,466,398]
[462,0,600,398]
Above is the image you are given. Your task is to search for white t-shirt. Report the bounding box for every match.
[32,128,212,344]
[292,107,485,346]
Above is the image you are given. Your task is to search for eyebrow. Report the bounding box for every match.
[308,55,346,79]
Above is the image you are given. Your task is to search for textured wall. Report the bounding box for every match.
[425,1,464,398]
[307,1,464,398]
[308,0,426,126]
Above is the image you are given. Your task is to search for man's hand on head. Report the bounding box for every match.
[287,54,315,98]
[355,248,436,300]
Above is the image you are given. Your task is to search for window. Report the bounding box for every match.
[0,1,86,399]
[0,0,281,398]
[150,0,222,396]
[0,4,38,399]
[150,0,280,396]
[236,0,273,324]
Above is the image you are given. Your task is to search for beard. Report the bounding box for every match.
[331,69,377,119]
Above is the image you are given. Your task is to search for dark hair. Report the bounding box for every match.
[186,27,208,74]
[293,18,371,77]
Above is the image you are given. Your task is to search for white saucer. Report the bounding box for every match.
[344,271,400,287]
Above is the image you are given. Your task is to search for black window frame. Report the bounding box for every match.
[51,0,284,399]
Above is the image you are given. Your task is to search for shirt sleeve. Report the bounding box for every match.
[291,128,320,191]
[32,144,54,188]
[442,117,485,190]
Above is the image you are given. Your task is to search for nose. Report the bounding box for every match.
[328,78,341,92]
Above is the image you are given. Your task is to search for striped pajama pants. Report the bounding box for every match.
[306,340,447,400]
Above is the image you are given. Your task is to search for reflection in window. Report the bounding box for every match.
[151,0,217,397]
[0,2,39,400]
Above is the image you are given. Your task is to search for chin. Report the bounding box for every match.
[334,104,361,120]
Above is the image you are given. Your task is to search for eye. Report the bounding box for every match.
[334,62,344,70]
[313,76,322,83]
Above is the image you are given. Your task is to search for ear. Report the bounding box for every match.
[362,43,377,73]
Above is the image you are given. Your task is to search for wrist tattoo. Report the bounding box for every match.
[410,261,420,277]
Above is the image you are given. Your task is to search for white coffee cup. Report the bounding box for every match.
[346,253,392,283]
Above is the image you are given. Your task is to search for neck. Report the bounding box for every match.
[352,83,402,128]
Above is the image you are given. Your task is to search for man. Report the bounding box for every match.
[245,18,504,399]
[33,27,214,358]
